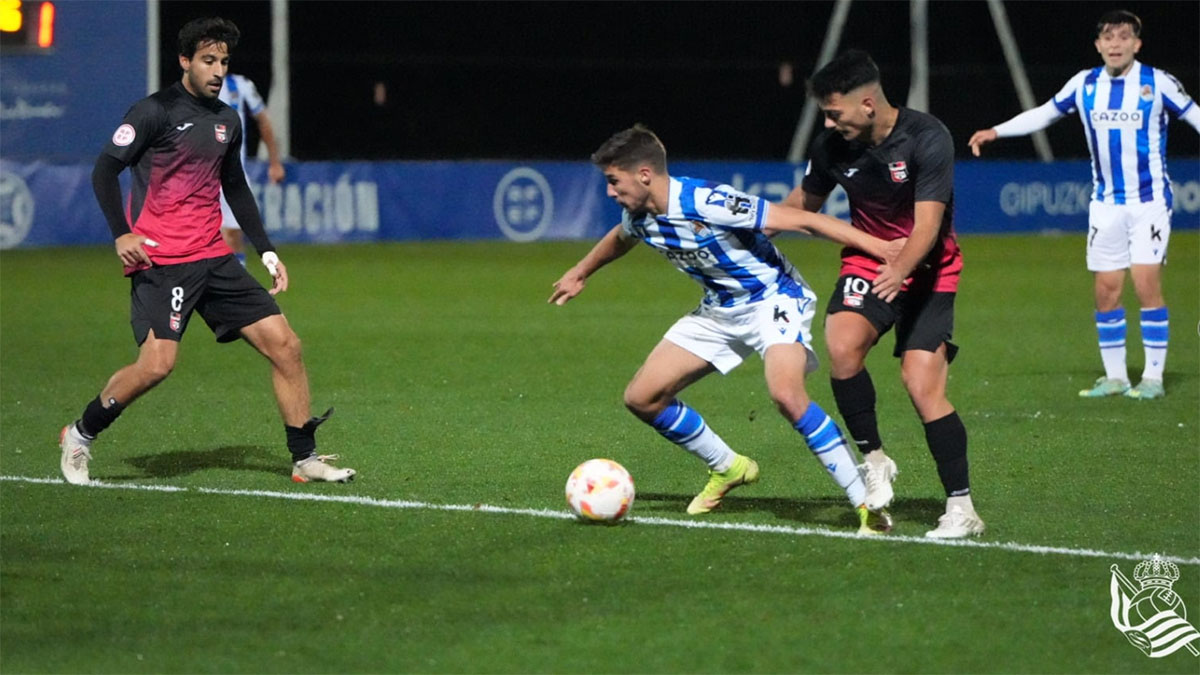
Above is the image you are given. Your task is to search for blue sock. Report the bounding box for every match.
[650,400,736,471]
[794,402,866,506]
[1139,306,1168,380]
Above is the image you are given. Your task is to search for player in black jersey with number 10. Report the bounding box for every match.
[785,50,983,538]
[59,17,355,485]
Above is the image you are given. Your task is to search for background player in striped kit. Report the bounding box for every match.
[218,72,286,265]
[970,10,1200,400]
[550,125,901,534]
[787,50,984,539]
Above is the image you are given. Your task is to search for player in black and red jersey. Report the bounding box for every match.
[785,50,983,538]
[59,17,354,485]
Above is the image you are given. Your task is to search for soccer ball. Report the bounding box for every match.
[565,458,635,523]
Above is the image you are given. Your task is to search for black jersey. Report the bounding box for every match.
[802,108,962,292]
[101,82,245,270]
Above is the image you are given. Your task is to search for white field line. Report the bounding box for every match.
[3,474,1198,566]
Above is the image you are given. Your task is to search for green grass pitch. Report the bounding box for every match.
[1,232,1197,673]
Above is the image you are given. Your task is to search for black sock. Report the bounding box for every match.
[925,411,970,497]
[830,369,883,453]
[286,407,334,463]
[77,396,126,439]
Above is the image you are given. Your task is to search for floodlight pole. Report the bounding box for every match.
[146,0,159,95]
[907,0,929,112]
[986,0,1053,161]
[787,0,852,163]
[268,0,292,160]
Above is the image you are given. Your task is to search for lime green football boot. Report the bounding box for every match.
[1078,377,1130,398]
[1125,378,1164,400]
[857,504,894,535]
[686,455,759,514]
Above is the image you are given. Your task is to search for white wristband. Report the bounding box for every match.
[262,251,280,276]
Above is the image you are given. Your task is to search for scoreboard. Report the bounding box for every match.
[0,0,55,51]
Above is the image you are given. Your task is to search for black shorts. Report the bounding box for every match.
[826,274,958,362]
[130,255,281,345]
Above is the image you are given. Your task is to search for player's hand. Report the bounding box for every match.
[549,270,586,306]
[967,128,998,157]
[114,233,158,267]
[872,263,907,303]
[268,161,286,184]
[263,252,288,295]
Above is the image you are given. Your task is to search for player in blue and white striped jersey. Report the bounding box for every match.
[550,125,902,533]
[218,73,286,264]
[970,10,1199,401]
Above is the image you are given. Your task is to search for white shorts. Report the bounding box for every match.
[219,187,240,231]
[1087,200,1171,271]
[663,291,819,375]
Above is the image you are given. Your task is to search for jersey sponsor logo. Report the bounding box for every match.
[888,161,908,183]
[1090,110,1143,129]
[112,123,135,147]
[175,122,194,132]
[1140,84,1154,102]
[214,124,228,143]
[659,248,713,265]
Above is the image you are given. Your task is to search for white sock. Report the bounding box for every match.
[795,403,867,506]
[947,494,975,513]
[1095,308,1128,381]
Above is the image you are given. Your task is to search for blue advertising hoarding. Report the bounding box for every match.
[0,1,147,162]
[0,158,1197,249]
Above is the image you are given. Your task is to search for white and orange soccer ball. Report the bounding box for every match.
[565,458,635,523]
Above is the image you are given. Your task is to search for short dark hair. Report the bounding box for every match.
[807,49,881,99]
[178,17,240,59]
[591,124,667,174]
[1096,10,1141,37]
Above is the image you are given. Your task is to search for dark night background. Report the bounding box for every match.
[158,1,1200,161]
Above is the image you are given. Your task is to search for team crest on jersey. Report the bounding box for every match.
[888,161,908,183]
[169,312,182,332]
[214,124,228,143]
[689,220,711,237]
[1140,84,1154,102]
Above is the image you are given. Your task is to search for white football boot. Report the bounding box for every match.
[292,454,356,483]
[59,424,93,485]
[858,453,898,510]
[925,504,985,538]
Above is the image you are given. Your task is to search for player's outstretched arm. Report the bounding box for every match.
[967,128,998,157]
[549,224,636,306]
[765,203,894,261]
[970,99,1067,156]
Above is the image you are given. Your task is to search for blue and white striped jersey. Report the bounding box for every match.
[620,176,813,308]
[217,74,267,166]
[1052,61,1195,206]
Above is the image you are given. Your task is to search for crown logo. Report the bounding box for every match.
[1133,554,1180,589]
